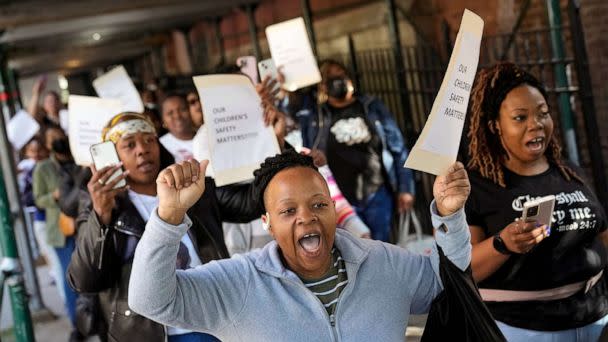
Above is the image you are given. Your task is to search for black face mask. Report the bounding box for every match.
[326,77,351,100]
[51,137,70,155]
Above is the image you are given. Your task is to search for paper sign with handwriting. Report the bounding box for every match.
[93,65,144,113]
[7,110,40,150]
[193,74,280,186]
[68,95,122,166]
[265,17,321,91]
[405,9,484,175]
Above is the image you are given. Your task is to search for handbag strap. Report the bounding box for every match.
[410,210,423,239]
[400,210,424,240]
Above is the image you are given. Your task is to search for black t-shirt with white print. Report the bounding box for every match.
[465,164,608,331]
[326,101,385,206]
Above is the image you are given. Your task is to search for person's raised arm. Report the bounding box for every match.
[430,162,472,271]
[129,160,251,333]
[27,78,44,122]
[406,162,472,313]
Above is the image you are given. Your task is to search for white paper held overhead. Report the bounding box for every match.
[405,9,484,175]
[265,17,321,91]
[67,95,122,166]
[93,65,144,113]
[192,74,280,186]
[7,110,40,150]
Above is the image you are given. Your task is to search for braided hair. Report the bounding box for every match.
[467,62,582,187]
[253,150,318,211]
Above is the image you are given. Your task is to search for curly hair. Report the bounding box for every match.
[253,150,318,211]
[467,62,582,187]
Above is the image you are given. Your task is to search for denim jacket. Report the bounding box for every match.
[299,95,415,195]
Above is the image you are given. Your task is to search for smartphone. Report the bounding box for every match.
[90,141,126,189]
[521,195,555,228]
[258,58,281,93]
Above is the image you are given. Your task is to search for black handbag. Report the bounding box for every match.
[421,246,507,341]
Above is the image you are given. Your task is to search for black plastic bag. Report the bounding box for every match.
[421,246,506,341]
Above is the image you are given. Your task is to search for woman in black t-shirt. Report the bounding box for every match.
[465,62,608,341]
[300,60,415,242]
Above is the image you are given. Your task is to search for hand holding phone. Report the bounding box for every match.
[521,195,555,227]
[90,141,126,189]
[88,141,128,225]
[258,59,281,93]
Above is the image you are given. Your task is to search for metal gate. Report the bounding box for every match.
[318,1,607,221]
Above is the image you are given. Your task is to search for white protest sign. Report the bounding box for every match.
[93,65,144,113]
[67,95,122,166]
[265,17,321,91]
[193,74,280,186]
[405,9,484,175]
[7,110,40,150]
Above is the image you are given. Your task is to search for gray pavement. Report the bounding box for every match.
[1,263,100,342]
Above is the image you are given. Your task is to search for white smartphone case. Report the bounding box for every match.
[258,59,281,93]
[90,141,126,189]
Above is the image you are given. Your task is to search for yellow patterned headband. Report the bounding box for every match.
[102,113,156,143]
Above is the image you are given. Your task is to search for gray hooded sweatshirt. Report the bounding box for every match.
[129,202,471,341]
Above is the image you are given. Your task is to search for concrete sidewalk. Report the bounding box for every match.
[0,264,100,342]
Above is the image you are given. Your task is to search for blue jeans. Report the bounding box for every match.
[496,314,608,341]
[54,235,78,326]
[354,186,394,242]
[168,332,221,342]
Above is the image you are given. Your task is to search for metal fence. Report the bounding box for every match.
[319,43,444,144]
[318,5,607,227]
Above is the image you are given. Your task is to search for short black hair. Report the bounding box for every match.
[161,92,188,108]
[253,150,318,211]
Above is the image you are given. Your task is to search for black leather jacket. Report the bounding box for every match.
[67,178,260,342]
